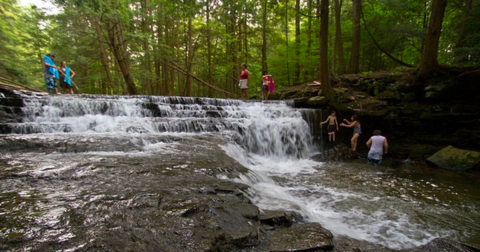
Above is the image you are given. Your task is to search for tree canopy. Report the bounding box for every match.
[0,0,479,97]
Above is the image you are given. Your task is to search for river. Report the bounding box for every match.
[0,92,479,251]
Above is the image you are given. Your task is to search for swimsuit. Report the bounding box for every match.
[353,123,361,134]
[327,124,336,134]
[239,70,249,89]
[262,76,269,91]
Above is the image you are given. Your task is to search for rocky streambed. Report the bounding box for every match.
[1,85,480,251]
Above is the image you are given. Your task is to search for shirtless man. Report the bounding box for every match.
[320,110,339,142]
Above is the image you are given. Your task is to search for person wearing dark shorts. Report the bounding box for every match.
[42,53,59,94]
[261,71,271,101]
[59,61,76,94]
[320,110,339,142]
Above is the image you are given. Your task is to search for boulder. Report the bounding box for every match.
[267,223,333,252]
[306,96,328,106]
[259,210,300,227]
[311,143,355,162]
[426,145,480,171]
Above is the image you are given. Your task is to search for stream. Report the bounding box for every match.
[0,92,479,251]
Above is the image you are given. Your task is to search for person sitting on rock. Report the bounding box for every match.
[340,115,361,152]
[320,110,339,142]
[366,129,388,165]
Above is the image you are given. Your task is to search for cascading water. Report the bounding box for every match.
[10,94,314,158]
[1,91,479,250]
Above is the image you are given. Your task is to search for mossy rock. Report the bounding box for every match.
[426,145,480,171]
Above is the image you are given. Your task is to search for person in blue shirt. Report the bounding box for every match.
[59,61,76,94]
[42,53,59,94]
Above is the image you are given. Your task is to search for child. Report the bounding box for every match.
[320,110,339,142]
[366,130,388,165]
[261,71,271,101]
[340,115,361,151]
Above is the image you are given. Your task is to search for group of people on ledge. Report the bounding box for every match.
[42,53,76,95]
[321,110,389,165]
[238,63,274,101]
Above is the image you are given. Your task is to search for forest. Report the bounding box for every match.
[0,0,479,98]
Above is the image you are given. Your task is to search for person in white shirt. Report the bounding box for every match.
[366,130,388,165]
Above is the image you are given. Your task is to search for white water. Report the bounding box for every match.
[7,93,476,249]
[222,142,462,250]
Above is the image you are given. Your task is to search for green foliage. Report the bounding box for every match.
[0,0,479,95]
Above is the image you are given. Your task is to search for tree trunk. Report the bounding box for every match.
[334,0,346,74]
[294,0,300,84]
[141,0,152,94]
[186,17,193,96]
[107,21,138,95]
[285,0,291,86]
[349,0,361,74]
[418,0,447,81]
[320,0,332,100]
[262,0,268,72]
[206,0,214,97]
[94,20,114,94]
[303,0,313,81]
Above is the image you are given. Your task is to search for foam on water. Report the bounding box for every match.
[221,142,455,249]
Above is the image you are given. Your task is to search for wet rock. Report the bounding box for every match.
[311,143,354,162]
[260,210,300,227]
[426,145,480,171]
[306,96,328,106]
[409,238,480,252]
[333,235,396,252]
[267,223,333,252]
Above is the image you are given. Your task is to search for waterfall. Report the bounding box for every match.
[4,92,319,159]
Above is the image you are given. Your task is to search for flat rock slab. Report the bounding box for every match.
[267,223,333,252]
[426,145,480,171]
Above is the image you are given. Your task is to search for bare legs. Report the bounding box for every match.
[351,133,360,151]
[262,90,268,100]
[241,89,249,100]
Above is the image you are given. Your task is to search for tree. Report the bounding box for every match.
[319,0,332,100]
[294,0,300,84]
[333,0,346,74]
[261,0,268,72]
[418,0,447,81]
[349,0,361,74]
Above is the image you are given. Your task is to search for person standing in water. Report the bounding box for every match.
[239,63,250,100]
[366,130,388,165]
[42,53,59,94]
[340,115,361,151]
[320,110,339,142]
[59,61,76,94]
[261,71,271,101]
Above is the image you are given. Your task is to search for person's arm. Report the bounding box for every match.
[44,61,55,68]
[366,138,372,148]
[320,117,329,125]
[383,138,388,154]
[335,117,339,130]
[246,70,250,87]
[340,121,356,128]
[70,68,76,79]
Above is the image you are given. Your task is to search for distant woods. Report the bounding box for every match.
[0,0,479,96]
